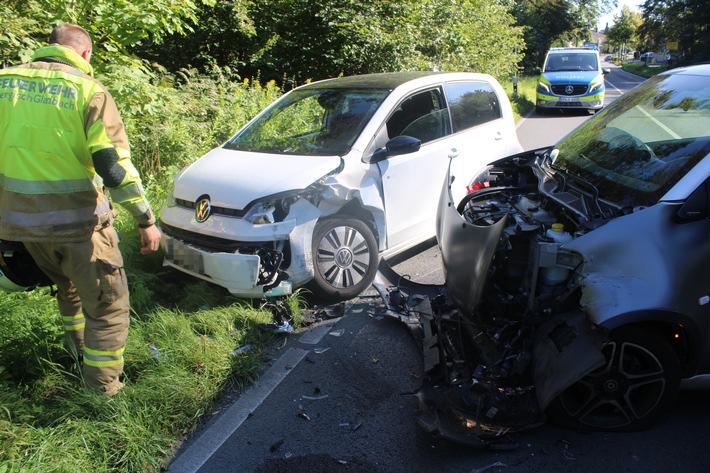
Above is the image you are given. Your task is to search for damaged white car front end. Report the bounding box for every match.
[159,151,358,297]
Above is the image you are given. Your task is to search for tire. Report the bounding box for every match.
[308,216,379,302]
[547,326,681,432]
[536,106,546,115]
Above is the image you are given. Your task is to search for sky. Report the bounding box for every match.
[597,0,644,30]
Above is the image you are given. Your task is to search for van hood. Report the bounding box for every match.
[173,147,342,209]
[541,71,601,85]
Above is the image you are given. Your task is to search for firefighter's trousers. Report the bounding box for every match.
[24,224,129,396]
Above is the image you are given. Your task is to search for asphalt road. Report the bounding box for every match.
[167,294,710,473]
[164,63,710,473]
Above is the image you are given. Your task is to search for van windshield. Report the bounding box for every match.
[225,88,389,156]
[545,52,599,72]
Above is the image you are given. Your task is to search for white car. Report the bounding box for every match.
[159,72,522,301]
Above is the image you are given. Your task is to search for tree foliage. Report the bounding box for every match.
[142,0,524,84]
[605,5,642,54]
[1,0,213,69]
[513,0,615,71]
[638,0,710,64]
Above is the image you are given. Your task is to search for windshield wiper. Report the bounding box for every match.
[550,156,610,218]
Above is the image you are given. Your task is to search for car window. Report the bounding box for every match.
[445,81,501,133]
[225,87,389,156]
[386,89,450,143]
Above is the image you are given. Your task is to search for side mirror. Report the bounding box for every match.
[534,67,542,75]
[603,68,611,75]
[367,135,421,164]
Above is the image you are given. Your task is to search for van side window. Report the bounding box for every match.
[445,81,501,133]
[386,89,451,144]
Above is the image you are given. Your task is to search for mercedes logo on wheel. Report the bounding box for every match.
[195,197,211,223]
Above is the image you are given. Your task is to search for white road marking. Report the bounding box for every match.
[167,325,334,472]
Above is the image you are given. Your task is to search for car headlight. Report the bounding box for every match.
[537,81,550,94]
[243,189,319,225]
[244,201,277,224]
[589,77,604,93]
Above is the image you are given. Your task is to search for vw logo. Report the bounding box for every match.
[565,85,575,95]
[335,248,354,268]
[195,197,211,223]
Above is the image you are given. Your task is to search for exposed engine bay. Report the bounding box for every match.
[375,150,615,448]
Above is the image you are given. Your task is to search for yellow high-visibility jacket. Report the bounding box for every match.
[0,44,155,242]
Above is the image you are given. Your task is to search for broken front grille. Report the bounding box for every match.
[160,222,262,253]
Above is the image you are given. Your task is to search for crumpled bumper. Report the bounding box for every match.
[160,232,293,297]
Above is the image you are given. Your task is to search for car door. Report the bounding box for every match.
[443,80,509,206]
[375,87,458,254]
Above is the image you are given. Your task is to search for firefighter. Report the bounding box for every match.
[0,23,161,395]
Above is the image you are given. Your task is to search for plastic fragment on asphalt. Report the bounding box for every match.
[297,406,311,421]
[470,461,508,473]
[338,421,363,431]
[302,394,329,400]
[313,347,331,354]
[329,329,345,337]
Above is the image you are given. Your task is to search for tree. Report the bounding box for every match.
[411,0,525,78]
[130,0,255,76]
[147,0,524,85]
[605,6,641,60]
[513,0,616,71]
[1,0,214,71]
[638,0,710,65]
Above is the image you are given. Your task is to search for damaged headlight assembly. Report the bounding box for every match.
[243,185,326,225]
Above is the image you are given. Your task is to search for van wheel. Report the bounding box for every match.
[308,217,379,302]
[547,326,680,432]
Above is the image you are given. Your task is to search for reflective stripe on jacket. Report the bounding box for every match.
[0,44,154,242]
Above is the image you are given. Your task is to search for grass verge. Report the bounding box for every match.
[503,75,537,121]
[0,221,306,472]
[620,61,669,78]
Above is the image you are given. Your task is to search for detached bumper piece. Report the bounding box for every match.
[414,384,522,450]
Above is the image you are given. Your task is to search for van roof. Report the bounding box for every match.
[548,47,598,53]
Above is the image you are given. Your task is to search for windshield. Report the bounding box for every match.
[544,52,599,72]
[225,87,389,156]
[552,72,710,208]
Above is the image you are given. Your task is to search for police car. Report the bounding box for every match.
[536,47,611,114]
